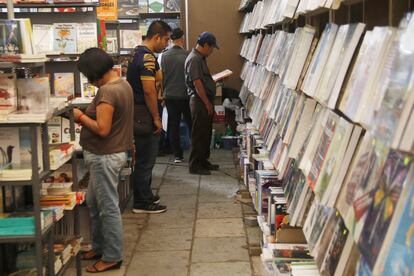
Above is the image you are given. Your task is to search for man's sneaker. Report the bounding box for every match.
[189,167,211,175]
[153,195,160,204]
[203,161,219,171]
[132,203,167,214]
[174,157,184,163]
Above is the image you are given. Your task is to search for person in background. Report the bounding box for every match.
[127,20,171,214]
[185,32,220,175]
[160,28,192,163]
[73,48,133,273]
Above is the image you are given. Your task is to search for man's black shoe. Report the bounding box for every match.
[189,167,211,175]
[153,195,160,204]
[132,203,167,214]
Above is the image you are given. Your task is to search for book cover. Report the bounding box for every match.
[0,20,22,54]
[48,116,62,144]
[97,19,107,50]
[305,203,335,252]
[0,73,17,114]
[302,23,338,97]
[307,111,338,190]
[0,127,20,166]
[165,0,180,12]
[120,29,142,49]
[79,73,98,99]
[32,24,54,54]
[377,170,414,276]
[320,215,349,276]
[314,212,340,266]
[138,0,149,13]
[76,23,98,53]
[19,126,43,172]
[53,23,77,54]
[16,77,50,113]
[17,18,33,55]
[118,0,139,17]
[345,140,390,242]
[97,0,118,21]
[325,125,363,208]
[61,117,81,150]
[358,150,412,269]
[148,0,164,13]
[53,73,75,98]
[314,117,353,202]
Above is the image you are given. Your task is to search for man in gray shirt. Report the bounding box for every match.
[185,32,220,175]
[160,28,192,163]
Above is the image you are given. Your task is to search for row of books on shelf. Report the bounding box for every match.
[0,209,57,236]
[11,236,83,275]
[241,117,414,275]
[240,12,414,153]
[0,72,100,118]
[238,10,414,276]
[238,0,342,32]
[0,19,97,56]
[0,193,85,236]
[0,123,80,180]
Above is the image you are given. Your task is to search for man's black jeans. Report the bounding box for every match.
[165,98,192,159]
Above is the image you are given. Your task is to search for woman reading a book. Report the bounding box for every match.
[73,48,134,273]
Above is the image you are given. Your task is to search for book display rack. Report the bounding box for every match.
[237,0,414,275]
[0,1,135,275]
[0,66,83,275]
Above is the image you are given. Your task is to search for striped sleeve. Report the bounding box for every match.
[140,53,156,81]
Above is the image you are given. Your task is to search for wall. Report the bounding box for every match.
[184,0,244,91]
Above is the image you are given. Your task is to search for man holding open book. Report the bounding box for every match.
[185,32,220,175]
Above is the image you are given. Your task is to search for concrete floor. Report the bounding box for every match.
[65,150,264,276]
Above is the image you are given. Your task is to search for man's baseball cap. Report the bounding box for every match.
[197,32,219,49]
[171,28,184,40]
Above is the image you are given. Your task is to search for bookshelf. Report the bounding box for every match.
[0,103,82,275]
[237,0,414,275]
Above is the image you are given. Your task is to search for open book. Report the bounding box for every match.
[212,69,233,82]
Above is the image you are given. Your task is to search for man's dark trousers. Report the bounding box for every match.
[189,95,213,170]
[132,133,160,208]
[165,98,192,159]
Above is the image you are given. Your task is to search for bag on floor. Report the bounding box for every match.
[134,104,154,136]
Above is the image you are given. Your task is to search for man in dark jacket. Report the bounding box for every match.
[160,28,192,163]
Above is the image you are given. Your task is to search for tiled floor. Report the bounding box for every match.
[65,150,263,276]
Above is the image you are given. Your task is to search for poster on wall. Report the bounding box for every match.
[97,0,118,21]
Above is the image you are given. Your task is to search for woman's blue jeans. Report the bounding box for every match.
[84,150,127,262]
